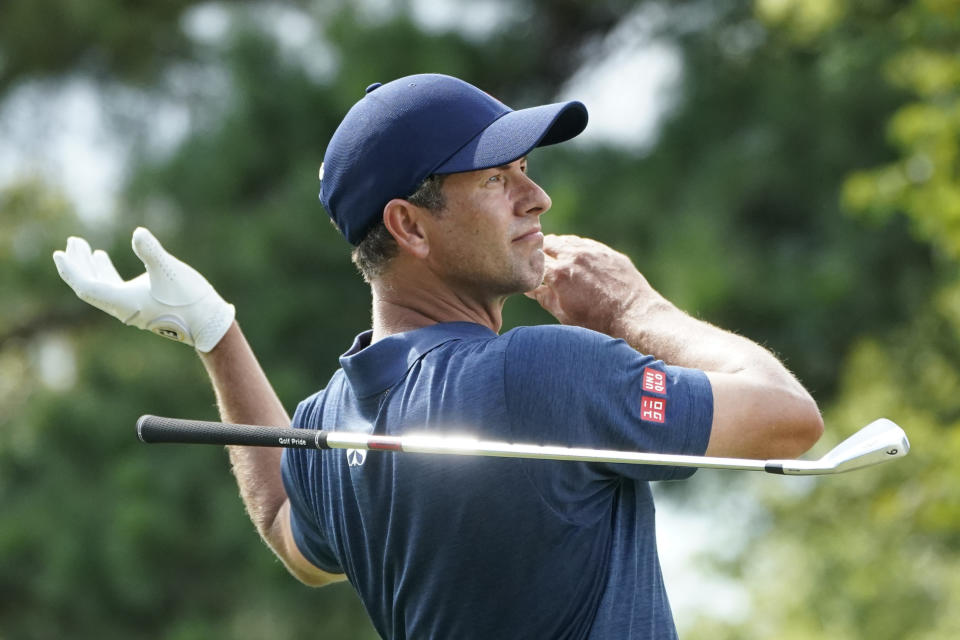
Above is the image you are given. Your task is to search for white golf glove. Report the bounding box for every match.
[53,227,235,353]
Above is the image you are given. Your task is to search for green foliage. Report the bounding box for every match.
[682,1,960,638]
[841,1,960,257]
[0,0,199,91]
[687,290,960,639]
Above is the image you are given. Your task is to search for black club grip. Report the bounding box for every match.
[137,415,325,449]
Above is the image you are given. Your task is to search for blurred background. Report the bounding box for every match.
[2,0,958,638]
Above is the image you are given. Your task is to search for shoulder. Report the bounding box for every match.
[503,323,610,344]
[291,371,346,430]
[502,324,641,370]
[498,324,653,421]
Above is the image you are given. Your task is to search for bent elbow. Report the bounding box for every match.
[706,372,826,459]
[801,410,825,453]
[267,501,348,588]
[784,397,825,458]
[287,564,346,588]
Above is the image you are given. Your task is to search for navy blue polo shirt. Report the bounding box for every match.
[282,322,713,639]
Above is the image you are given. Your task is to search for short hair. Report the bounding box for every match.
[350,174,447,282]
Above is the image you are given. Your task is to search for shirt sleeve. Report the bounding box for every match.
[503,325,713,482]
[280,400,344,574]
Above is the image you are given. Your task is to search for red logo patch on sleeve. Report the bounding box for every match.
[641,396,667,423]
[642,367,667,395]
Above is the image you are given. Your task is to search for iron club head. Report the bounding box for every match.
[769,418,910,475]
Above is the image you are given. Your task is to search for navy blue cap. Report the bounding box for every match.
[319,74,588,245]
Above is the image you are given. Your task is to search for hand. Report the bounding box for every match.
[524,234,664,335]
[53,227,235,352]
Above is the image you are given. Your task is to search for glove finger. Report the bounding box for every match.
[131,226,169,270]
[131,227,206,305]
[64,236,96,277]
[53,250,84,292]
[92,249,124,285]
[54,249,138,320]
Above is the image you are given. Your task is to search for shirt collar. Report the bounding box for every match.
[339,322,497,398]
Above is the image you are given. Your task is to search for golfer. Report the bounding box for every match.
[54,73,823,639]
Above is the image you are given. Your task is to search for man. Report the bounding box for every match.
[54,74,823,638]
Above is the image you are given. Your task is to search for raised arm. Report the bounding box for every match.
[525,234,823,459]
[53,228,343,586]
[199,323,344,586]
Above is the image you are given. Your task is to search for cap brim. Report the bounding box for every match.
[433,100,588,174]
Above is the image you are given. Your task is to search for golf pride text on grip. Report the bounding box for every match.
[136,415,329,449]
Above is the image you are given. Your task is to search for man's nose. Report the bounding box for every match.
[517,174,552,216]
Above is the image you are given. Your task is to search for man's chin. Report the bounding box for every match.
[530,253,545,281]
[518,272,545,296]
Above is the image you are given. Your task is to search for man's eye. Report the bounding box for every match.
[487,175,502,183]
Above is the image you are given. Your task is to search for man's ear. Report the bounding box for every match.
[383,199,430,259]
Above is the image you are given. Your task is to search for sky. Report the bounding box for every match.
[0,78,125,224]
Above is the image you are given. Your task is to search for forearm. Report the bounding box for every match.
[198,322,289,541]
[610,296,805,392]
[199,322,344,586]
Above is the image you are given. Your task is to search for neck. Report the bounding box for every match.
[369,269,506,342]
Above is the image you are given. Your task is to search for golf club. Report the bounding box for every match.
[136,415,908,475]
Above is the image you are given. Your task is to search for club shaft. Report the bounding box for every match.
[137,415,809,473]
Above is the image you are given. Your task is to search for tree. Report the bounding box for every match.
[686,1,960,637]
